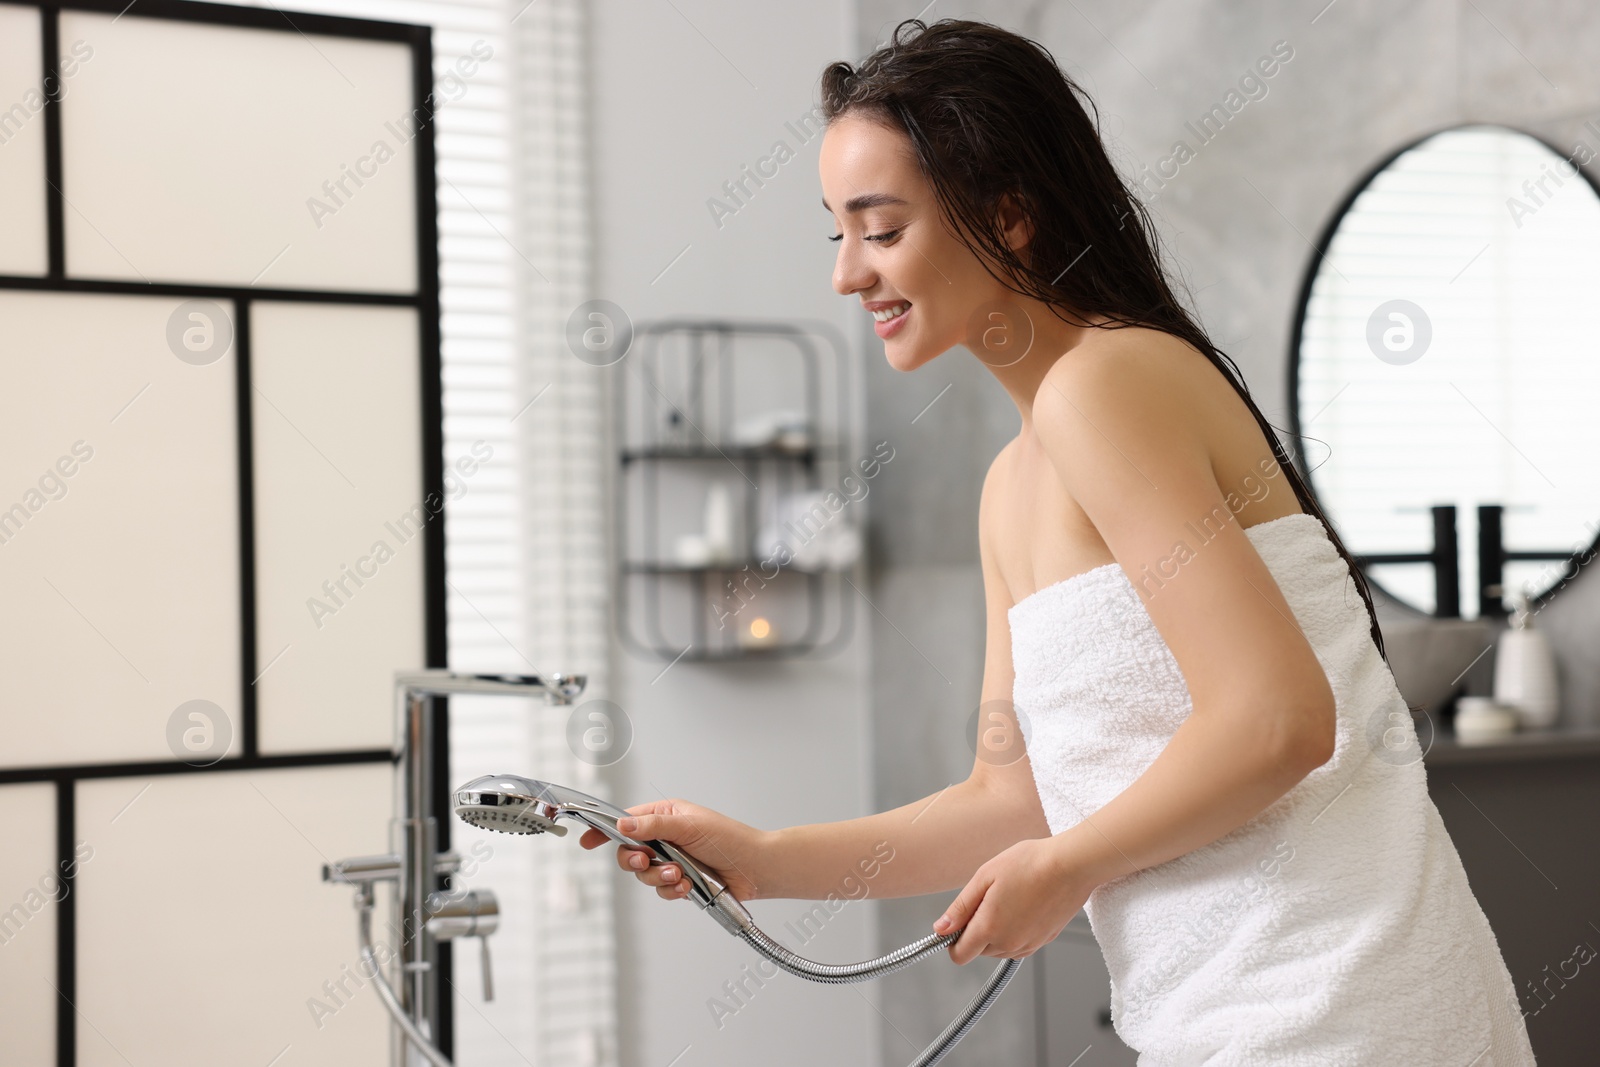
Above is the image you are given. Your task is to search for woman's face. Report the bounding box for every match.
[820,113,1017,373]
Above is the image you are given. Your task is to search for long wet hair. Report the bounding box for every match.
[821,17,1389,665]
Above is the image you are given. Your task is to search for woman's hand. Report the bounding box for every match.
[577,797,770,903]
[933,835,1093,965]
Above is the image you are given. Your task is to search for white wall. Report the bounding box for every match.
[586,3,880,1065]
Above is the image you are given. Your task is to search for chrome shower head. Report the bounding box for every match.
[451,774,742,931]
[453,774,590,836]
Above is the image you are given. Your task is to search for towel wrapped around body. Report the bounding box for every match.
[1010,512,1535,1066]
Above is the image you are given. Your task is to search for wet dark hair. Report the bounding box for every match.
[821,17,1390,666]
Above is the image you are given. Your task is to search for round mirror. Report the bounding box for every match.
[1291,124,1600,619]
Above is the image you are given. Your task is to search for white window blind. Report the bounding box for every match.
[1298,125,1600,618]
[235,0,616,1062]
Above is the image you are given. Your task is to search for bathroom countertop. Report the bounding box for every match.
[1422,720,1600,765]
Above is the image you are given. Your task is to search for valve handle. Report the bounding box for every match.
[479,935,494,1002]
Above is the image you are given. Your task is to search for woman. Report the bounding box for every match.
[582,19,1535,1065]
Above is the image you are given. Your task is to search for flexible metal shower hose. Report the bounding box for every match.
[737,925,1024,1067]
[357,879,1020,1067]
[738,924,960,983]
[356,890,455,1067]
[913,956,1023,1067]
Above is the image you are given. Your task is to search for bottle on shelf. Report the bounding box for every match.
[1492,588,1560,729]
[703,481,737,564]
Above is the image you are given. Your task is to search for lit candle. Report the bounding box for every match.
[738,616,778,650]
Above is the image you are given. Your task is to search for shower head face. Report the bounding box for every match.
[453,774,734,914]
[453,774,571,836]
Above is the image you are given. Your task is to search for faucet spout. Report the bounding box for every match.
[395,669,586,704]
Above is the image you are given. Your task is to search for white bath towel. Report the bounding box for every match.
[1010,512,1536,1066]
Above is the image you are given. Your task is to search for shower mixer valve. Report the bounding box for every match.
[323,840,501,1006]
[320,666,1016,1067]
[424,887,498,1001]
[322,670,587,1067]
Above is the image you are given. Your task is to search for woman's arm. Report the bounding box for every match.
[760,768,1038,901]
[935,336,1337,962]
[1033,339,1335,883]
[756,441,1051,901]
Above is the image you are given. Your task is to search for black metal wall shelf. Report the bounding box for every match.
[622,444,817,465]
[614,319,855,661]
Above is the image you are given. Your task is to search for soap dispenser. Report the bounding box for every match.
[1492,589,1560,729]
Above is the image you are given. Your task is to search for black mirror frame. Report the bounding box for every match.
[1284,122,1600,619]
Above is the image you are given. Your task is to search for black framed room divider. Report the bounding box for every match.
[0,1,456,1062]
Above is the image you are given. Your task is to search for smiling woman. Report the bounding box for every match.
[589,17,1538,1067]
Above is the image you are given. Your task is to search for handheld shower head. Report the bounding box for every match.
[452,774,747,932]
[454,774,578,836]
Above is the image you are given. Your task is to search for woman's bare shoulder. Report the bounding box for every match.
[1035,325,1211,452]
[1047,324,1210,391]
[978,435,1022,525]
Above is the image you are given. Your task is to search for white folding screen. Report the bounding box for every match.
[217,2,622,1064]
[0,3,47,274]
[74,766,396,1066]
[0,783,58,1067]
[57,10,419,290]
[251,301,426,753]
[0,3,446,1065]
[0,291,242,766]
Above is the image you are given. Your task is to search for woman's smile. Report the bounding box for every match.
[867,300,912,338]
